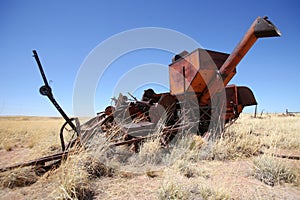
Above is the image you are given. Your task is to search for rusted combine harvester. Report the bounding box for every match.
[88,16,281,139]
[0,16,280,172]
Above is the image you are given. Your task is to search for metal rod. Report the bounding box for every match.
[182,66,186,93]
[33,50,50,87]
[0,151,69,172]
[32,50,78,135]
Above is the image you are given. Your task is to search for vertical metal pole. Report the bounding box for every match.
[32,50,78,135]
[182,66,186,93]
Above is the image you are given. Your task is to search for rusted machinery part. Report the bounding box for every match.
[199,16,281,105]
[104,106,115,115]
[0,151,70,173]
[223,85,257,123]
[79,115,114,145]
[149,94,177,124]
[109,122,195,147]
[33,50,78,135]
[60,117,81,151]
[142,88,167,103]
[271,153,300,160]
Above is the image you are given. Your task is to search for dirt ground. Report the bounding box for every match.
[0,115,299,199]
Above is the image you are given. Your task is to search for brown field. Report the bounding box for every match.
[0,114,299,200]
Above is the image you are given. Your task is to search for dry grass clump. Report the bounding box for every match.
[189,135,206,151]
[172,159,210,179]
[179,130,262,162]
[136,138,164,165]
[56,157,94,199]
[2,142,15,151]
[148,118,264,163]
[54,150,112,200]
[161,136,211,179]
[195,185,231,200]
[82,154,114,179]
[158,179,230,200]
[158,180,190,200]
[252,155,297,186]
[0,167,38,189]
[177,160,197,178]
[164,133,196,164]
[211,129,263,160]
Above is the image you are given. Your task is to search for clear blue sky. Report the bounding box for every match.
[0,0,299,116]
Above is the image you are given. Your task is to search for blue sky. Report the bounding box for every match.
[0,0,299,116]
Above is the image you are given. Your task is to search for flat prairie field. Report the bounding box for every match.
[0,114,299,200]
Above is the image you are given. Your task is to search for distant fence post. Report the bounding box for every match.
[254,105,257,118]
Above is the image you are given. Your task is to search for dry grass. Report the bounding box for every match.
[137,138,164,165]
[0,114,299,199]
[232,114,300,151]
[195,185,231,200]
[158,180,190,200]
[210,127,263,160]
[158,172,230,200]
[0,167,38,189]
[0,116,65,157]
[55,157,93,199]
[194,114,300,161]
[53,150,113,200]
[252,154,297,186]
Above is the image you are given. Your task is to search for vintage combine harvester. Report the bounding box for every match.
[1,16,280,172]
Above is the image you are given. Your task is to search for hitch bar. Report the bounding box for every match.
[32,50,78,135]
